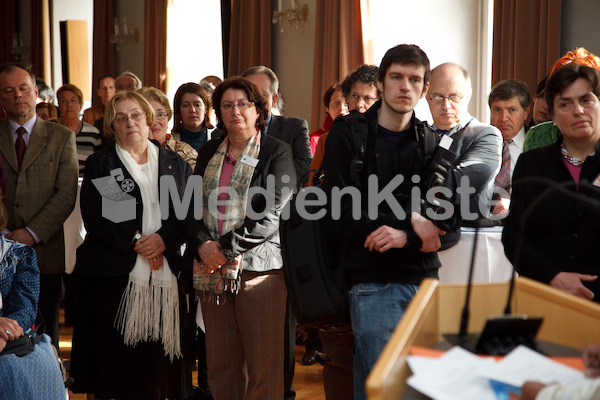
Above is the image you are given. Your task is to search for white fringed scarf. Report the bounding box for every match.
[113,142,181,360]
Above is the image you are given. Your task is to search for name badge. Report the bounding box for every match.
[240,155,259,167]
[439,135,453,150]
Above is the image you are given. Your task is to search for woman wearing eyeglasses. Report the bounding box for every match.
[69,91,193,400]
[139,86,198,170]
[172,82,214,152]
[184,77,295,400]
[56,84,102,176]
[503,64,600,303]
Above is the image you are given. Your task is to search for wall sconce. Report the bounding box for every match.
[110,17,139,51]
[11,33,24,61]
[272,0,309,32]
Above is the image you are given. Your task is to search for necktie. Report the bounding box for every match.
[495,139,512,192]
[435,129,449,137]
[15,126,26,170]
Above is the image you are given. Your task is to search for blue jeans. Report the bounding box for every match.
[349,282,419,400]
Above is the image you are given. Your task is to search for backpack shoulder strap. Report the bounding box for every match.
[344,111,370,187]
[416,120,437,164]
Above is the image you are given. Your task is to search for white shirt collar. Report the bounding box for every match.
[9,114,37,140]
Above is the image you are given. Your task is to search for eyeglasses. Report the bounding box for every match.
[59,98,79,105]
[555,94,599,113]
[330,101,345,108]
[114,112,144,125]
[155,111,168,121]
[428,94,463,105]
[350,94,378,104]
[221,100,255,112]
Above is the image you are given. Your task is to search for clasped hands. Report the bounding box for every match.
[197,241,241,273]
[134,233,166,271]
[364,212,445,253]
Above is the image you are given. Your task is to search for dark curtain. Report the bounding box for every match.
[311,0,364,132]
[492,0,562,97]
[0,0,17,64]
[91,0,116,107]
[144,0,168,92]
[30,0,44,76]
[221,0,231,78]
[226,0,271,77]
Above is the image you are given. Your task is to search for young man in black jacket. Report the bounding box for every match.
[323,44,459,400]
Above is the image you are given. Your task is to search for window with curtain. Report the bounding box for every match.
[360,0,494,124]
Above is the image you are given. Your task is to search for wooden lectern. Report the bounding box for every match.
[366,276,600,400]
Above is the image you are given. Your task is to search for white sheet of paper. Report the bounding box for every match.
[475,345,585,387]
[407,346,497,400]
[406,345,586,400]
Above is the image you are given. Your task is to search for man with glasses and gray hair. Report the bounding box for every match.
[426,62,502,223]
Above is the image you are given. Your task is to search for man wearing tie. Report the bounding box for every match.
[426,63,502,223]
[488,79,532,215]
[0,63,78,351]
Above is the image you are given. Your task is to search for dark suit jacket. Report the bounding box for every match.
[444,115,502,220]
[267,115,312,185]
[502,139,600,301]
[75,141,192,278]
[0,117,78,274]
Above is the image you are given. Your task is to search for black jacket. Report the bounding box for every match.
[502,139,600,301]
[75,140,192,278]
[267,115,312,183]
[323,101,459,285]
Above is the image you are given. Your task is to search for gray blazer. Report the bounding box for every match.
[444,115,502,220]
[0,117,78,274]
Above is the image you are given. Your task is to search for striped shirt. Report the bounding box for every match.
[76,122,103,176]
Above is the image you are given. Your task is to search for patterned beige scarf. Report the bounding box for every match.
[194,131,261,303]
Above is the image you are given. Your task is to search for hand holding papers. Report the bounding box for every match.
[407,345,586,400]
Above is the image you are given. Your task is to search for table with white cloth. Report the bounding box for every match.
[437,226,514,284]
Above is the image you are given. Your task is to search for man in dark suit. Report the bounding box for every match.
[242,65,311,400]
[426,62,502,223]
[241,66,312,182]
[0,63,79,351]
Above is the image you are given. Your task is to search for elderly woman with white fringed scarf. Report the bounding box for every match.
[184,77,296,400]
[69,90,194,400]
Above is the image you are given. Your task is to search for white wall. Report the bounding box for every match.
[51,0,94,100]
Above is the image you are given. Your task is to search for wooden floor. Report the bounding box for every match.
[59,314,326,400]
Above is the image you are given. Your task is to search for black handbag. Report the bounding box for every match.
[0,332,42,357]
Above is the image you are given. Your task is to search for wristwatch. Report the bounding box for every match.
[131,231,142,247]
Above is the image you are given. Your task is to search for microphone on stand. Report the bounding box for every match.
[458,219,480,340]
[445,195,543,355]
